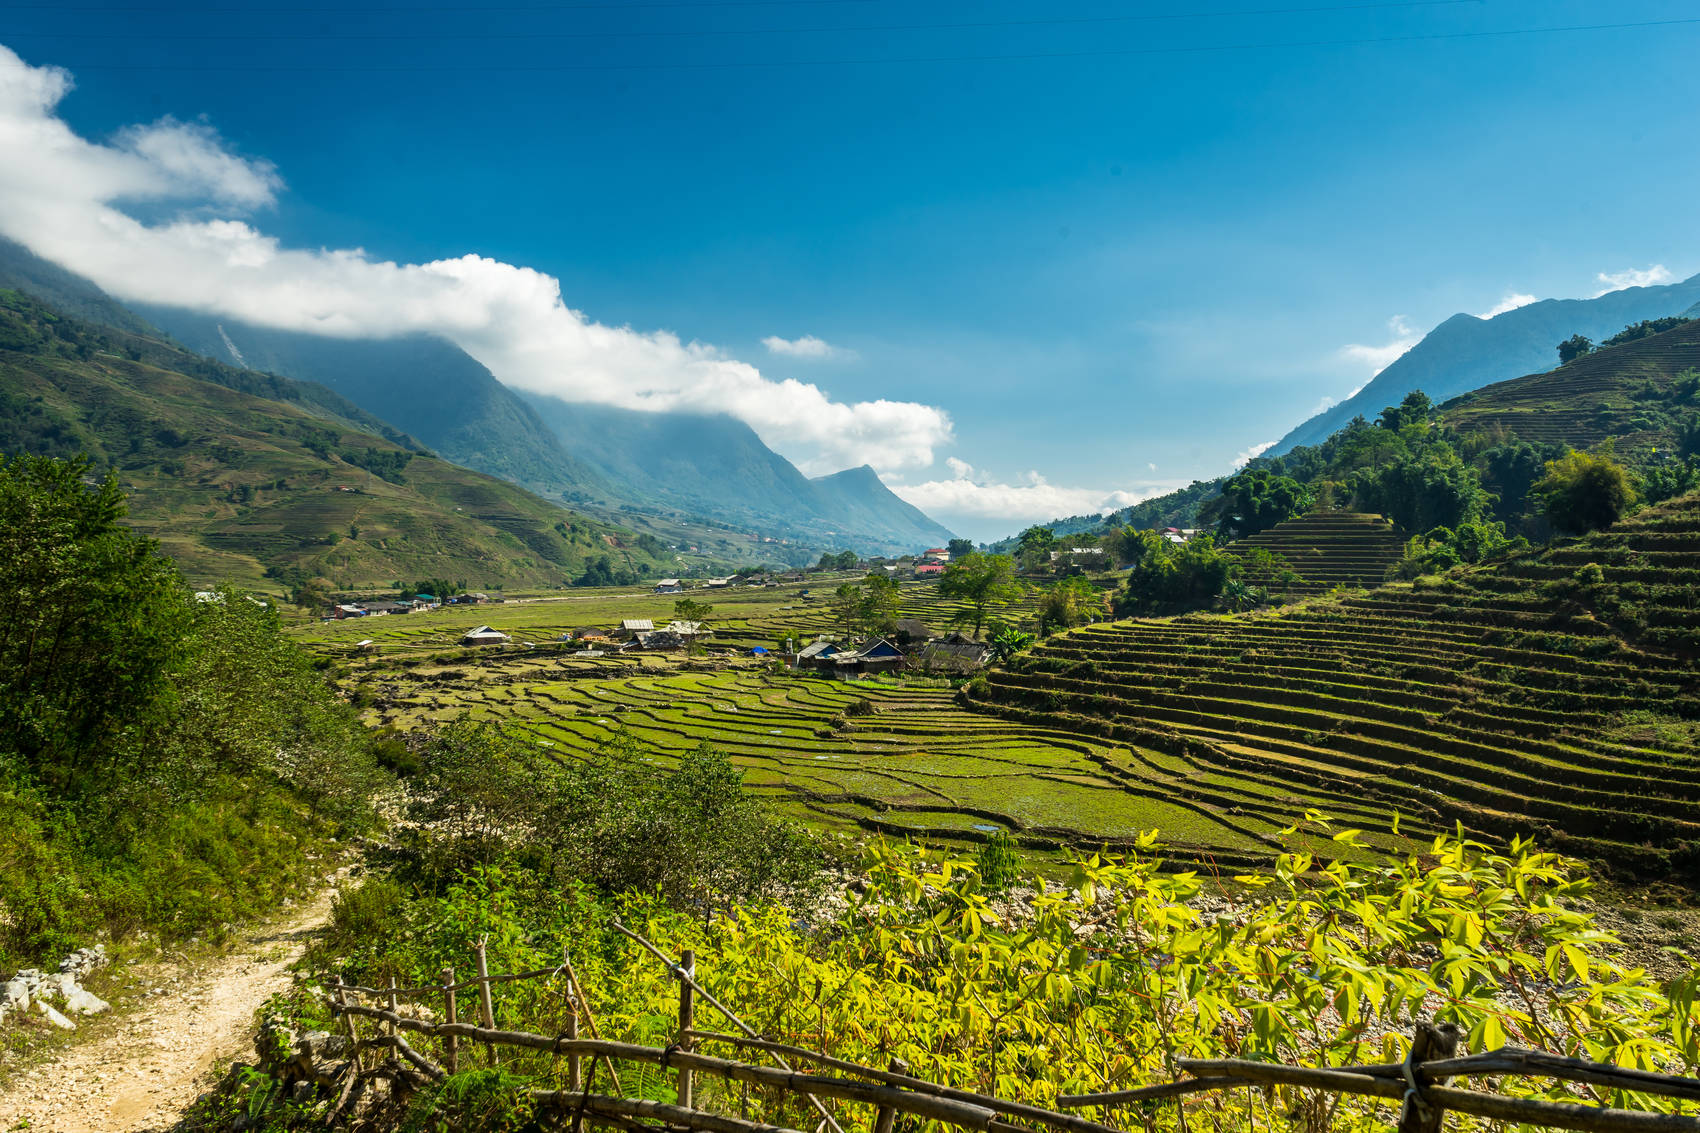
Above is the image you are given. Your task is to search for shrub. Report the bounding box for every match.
[974,830,1022,893]
[1532,450,1638,534]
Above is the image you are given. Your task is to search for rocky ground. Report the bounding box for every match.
[0,886,335,1133]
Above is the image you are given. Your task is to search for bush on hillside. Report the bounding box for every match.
[1390,519,1523,579]
[1203,469,1314,539]
[395,721,828,915]
[1532,449,1639,534]
[1114,530,1241,616]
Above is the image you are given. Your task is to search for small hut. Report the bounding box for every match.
[460,625,510,647]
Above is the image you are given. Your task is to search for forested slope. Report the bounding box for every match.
[0,290,668,592]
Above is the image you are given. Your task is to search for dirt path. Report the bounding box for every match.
[0,887,336,1133]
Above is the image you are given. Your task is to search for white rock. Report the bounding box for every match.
[61,980,110,1016]
[36,999,75,1030]
[1,977,28,1012]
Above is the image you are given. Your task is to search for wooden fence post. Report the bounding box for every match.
[442,967,459,1076]
[1397,1021,1461,1133]
[337,987,360,1069]
[475,940,498,1066]
[873,1058,910,1133]
[561,945,583,1092]
[387,977,399,1036]
[678,949,696,1109]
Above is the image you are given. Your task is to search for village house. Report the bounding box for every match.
[616,618,655,640]
[921,547,950,563]
[892,618,931,646]
[653,579,683,594]
[830,638,906,679]
[914,562,945,579]
[795,639,843,672]
[330,603,367,619]
[459,625,509,647]
[922,632,995,672]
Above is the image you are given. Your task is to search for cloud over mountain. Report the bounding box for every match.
[1594,264,1675,296]
[0,45,949,476]
[890,458,1173,537]
[1338,315,1419,376]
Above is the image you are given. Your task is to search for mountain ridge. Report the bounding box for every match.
[0,287,672,591]
[1273,273,1700,454]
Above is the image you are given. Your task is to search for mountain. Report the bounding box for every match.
[125,303,610,506]
[1272,273,1700,455]
[808,464,956,550]
[0,288,669,591]
[521,395,955,554]
[130,300,952,555]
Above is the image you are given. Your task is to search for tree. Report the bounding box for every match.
[1115,534,1241,616]
[1531,449,1637,534]
[936,552,1021,639]
[816,549,858,571]
[829,573,901,639]
[1038,575,1105,634]
[1601,316,1692,349]
[1206,469,1314,540]
[1376,390,1433,433]
[1558,334,1594,364]
[0,455,190,795]
[1351,447,1490,532]
[946,538,975,559]
[1015,525,1057,570]
[673,597,714,653]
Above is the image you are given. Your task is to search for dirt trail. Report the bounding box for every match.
[0,887,336,1133]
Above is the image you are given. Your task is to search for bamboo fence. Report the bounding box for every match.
[323,925,1700,1133]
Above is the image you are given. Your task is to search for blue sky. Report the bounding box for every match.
[1,0,1697,538]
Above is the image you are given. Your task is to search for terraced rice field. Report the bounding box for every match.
[973,495,1700,877]
[1440,322,1700,452]
[352,651,1424,869]
[1229,511,1404,595]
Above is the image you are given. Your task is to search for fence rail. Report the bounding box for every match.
[322,924,1700,1133]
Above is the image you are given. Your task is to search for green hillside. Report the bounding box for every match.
[1439,315,1700,457]
[969,492,1700,878]
[0,290,671,592]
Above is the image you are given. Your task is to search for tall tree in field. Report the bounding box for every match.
[946,537,975,559]
[937,552,1020,639]
[673,597,714,653]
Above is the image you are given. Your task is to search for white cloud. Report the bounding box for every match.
[1593,264,1674,297]
[890,458,1169,532]
[1476,292,1538,320]
[0,45,947,476]
[1230,441,1275,470]
[1339,315,1419,376]
[761,333,853,361]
